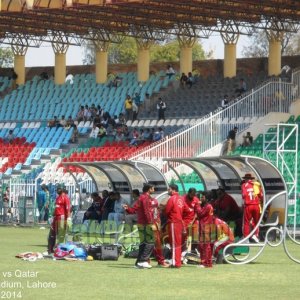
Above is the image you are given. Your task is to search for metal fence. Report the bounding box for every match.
[128,69,300,170]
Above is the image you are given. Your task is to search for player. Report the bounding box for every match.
[165,184,185,268]
[241,173,262,242]
[47,187,71,254]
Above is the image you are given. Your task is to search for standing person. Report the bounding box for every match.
[226,126,238,155]
[182,188,201,255]
[2,187,10,223]
[157,98,166,121]
[46,187,71,255]
[124,95,133,121]
[71,188,80,216]
[221,95,229,109]
[165,184,185,268]
[197,191,214,268]
[41,185,50,223]
[135,184,157,269]
[124,189,169,268]
[241,173,262,243]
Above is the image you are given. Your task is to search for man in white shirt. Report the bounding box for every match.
[90,124,99,139]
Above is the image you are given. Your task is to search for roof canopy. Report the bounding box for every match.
[0,0,299,46]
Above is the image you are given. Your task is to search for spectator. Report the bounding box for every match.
[129,128,139,146]
[132,101,138,122]
[70,124,79,143]
[66,116,74,128]
[226,126,238,155]
[157,98,166,121]
[5,130,15,144]
[235,78,247,95]
[153,127,163,142]
[124,95,133,121]
[242,132,253,147]
[143,128,152,141]
[166,65,175,79]
[48,116,58,128]
[180,73,188,88]
[10,69,18,89]
[90,124,100,139]
[186,72,194,88]
[102,191,115,221]
[65,73,74,85]
[71,188,81,216]
[58,116,67,128]
[97,124,107,139]
[133,92,141,107]
[221,95,229,109]
[76,106,85,122]
[2,187,10,223]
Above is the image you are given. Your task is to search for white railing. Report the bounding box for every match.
[126,69,300,170]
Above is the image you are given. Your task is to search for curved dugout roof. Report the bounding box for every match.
[165,155,287,223]
[63,160,168,196]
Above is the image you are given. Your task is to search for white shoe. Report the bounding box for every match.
[137,262,152,269]
[251,235,260,243]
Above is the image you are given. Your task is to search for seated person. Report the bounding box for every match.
[129,128,139,146]
[70,124,79,143]
[166,65,175,78]
[212,188,243,237]
[102,191,115,220]
[5,130,15,144]
[212,217,235,264]
[48,116,58,128]
[82,192,103,223]
[107,192,128,227]
[180,72,188,88]
[97,124,107,139]
[186,72,194,88]
[242,132,253,147]
[122,189,140,230]
[90,124,100,139]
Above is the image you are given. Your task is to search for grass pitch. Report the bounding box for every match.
[0,226,299,300]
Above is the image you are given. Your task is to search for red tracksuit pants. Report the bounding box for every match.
[153,229,165,265]
[199,224,213,267]
[243,205,260,237]
[168,222,183,267]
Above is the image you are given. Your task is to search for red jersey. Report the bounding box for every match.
[212,193,240,220]
[165,192,184,223]
[242,180,261,205]
[182,194,200,226]
[136,193,159,225]
[198,203,214,225]
[54,193,70,218]
[214,217,234,242]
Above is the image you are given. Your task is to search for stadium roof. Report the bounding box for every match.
[0,0,299,47]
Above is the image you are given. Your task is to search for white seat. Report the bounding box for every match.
[3,122,11,129]
[84,121,91,128]
[137,120,145,127]
[147,119,156,127]
[157,119,164,127]
[182,119,190,126]
[10,122,16,129]
[164,119,171,126]
[126,120,132,127]
[131,120,138,127]
[34,122,41,128]
[176,119,184,126]
[143,120,151,127]
[77,121,84,128]
[169,119,177,126]
[0,123,4,129]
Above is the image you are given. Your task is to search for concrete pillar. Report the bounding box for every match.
[180,46,193,75]
[14,54,25,85]
[54,53,66,85]
[137,48,150,82]
[96,50,108,84]
[268,39,281,76]
[224,43,237,78]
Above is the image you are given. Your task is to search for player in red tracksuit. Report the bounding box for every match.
[135,184,162,269]
[197,191,214,268]
[241,173,262,242]
[182,188,201,254]
[47,187,71,254]
[213,217,234,263]
[165,184,185,268]
[124,191,168,268]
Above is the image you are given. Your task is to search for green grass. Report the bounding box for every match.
[0,226,300,300]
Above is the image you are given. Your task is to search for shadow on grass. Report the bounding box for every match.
[28,244,47,248]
